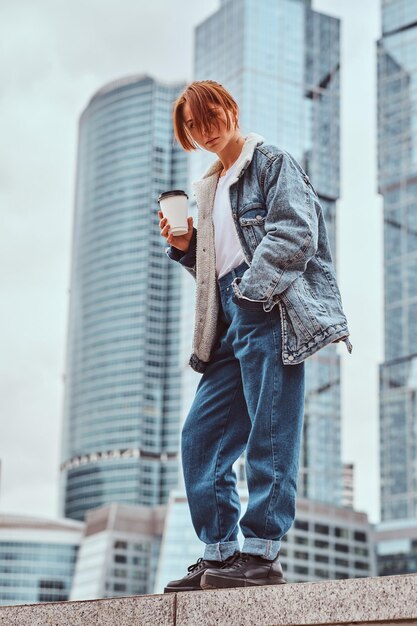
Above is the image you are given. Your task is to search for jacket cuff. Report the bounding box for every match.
[231,276,269,304]
[231,292,266,311]
[165,227,197,268]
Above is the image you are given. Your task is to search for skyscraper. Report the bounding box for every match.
[188,0,343,504]
[377,0,417,521]
[60,75,187,521]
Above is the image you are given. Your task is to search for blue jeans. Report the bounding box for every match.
[181,261,305,561]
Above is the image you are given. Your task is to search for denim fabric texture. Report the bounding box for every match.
[165,133,353,373]
[181,261,305,561]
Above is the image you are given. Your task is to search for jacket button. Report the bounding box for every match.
[288,355,294,361]
[256,215,262,220]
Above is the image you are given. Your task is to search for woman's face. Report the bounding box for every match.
[182,101,237,153]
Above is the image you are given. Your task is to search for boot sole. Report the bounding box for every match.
[164,585,201,593]
[201,573,286,590]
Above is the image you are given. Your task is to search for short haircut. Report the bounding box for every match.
[173,80,239,151]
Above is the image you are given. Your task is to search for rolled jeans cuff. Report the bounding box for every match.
[203,540,240,561]
[242,538,281,560]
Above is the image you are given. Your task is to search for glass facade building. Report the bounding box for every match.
[375,519,417,576]
[60,75,187,521]
[377,1,417,521]
[186,0,344,504]
[0,515,82,606]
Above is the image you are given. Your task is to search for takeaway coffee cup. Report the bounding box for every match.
[158,190,189,236]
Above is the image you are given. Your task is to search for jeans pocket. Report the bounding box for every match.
[232,292,266,312]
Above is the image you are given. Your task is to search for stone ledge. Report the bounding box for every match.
[0,573,416,626]
[0,594,175,626]
[176,573,417,626]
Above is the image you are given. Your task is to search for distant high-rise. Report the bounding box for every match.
[0,514,82,606]
[70,504,166,599]
[377,0,417,521]
[188,0,343,504]
[60,75,187,521]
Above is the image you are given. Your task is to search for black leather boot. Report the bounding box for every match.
[164,557,224,593]
[200,551,286,589]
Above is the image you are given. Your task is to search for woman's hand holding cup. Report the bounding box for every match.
[158,210,194,253]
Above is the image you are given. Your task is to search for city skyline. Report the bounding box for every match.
[0,0,382,522]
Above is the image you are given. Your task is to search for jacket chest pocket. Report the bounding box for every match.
[238,205,267,249]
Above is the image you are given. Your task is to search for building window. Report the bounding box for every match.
[314,568,328,578]
[315,554,329,564]
[294,551,308,560]
[335,543,349,553]
[354,561,369,570]
[294,520,309,532]
[114,554,127,564]
[314,524,330,535]
[294,535,309,545]
[113,568,127,578]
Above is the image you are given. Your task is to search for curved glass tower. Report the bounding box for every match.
[60,75,187,521]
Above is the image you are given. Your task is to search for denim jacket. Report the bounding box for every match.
[166,132,353,374]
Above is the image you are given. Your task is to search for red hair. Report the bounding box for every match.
[173,80,239,151]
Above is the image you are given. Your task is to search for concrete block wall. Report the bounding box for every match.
[0,573,416,626]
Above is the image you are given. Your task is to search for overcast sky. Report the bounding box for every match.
[0,0,382,523]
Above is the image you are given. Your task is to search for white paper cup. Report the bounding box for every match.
[158,190,189,236]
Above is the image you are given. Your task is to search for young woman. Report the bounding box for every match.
[158,80,352,591]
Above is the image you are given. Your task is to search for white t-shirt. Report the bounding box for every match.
[212,160,245,279]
